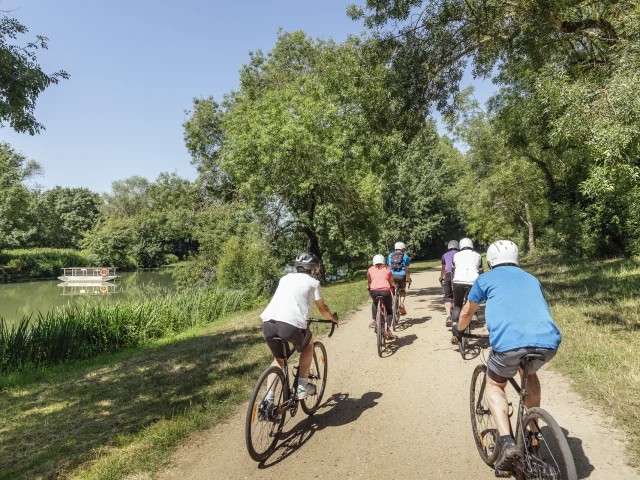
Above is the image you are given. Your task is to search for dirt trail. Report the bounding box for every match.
[160,268,637,479]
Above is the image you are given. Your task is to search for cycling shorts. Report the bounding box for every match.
[392,275,407,289]
[487,347,557,383]
[262,320,312,358]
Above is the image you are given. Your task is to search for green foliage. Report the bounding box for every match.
[0,248,90,280]
[81,218,135,268]
[35,186,102,248]
[0,286,253,372]
[0,14,68,134]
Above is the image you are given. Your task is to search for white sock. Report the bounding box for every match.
[298,378,308,388]
[266,391,274,402]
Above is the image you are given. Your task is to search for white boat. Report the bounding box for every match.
[57,267,119,283]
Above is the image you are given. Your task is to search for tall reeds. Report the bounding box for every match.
[0,286,251,372]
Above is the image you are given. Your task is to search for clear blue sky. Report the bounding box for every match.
[1,0,496,192]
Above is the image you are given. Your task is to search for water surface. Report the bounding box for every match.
[0,270,176,327]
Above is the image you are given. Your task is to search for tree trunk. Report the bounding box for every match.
[524,203,535,255]
[302,194,326,283]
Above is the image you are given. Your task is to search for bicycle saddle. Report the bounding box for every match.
[522,353,545,362]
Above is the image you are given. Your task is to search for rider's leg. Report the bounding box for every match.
[445,301,452,317]
[383,291,393,329]
[451,283,465,323]
[485,376,512,436]
[298,340,314,379]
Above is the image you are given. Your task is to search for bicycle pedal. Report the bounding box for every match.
[494,469,513,478]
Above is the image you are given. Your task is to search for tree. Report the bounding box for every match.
[185,31,412,276]
[35,187,102,248]
[0,143,40,249]
[0,14,68,134]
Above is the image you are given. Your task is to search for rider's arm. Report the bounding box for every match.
[405,266,411,283]
[367,272,372,290]
[439,263,445,282]
[459,300,479,330]
[315,298,339,324]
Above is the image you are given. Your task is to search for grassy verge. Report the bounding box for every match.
[0,275,369,479]
[0,287,251,372]
[524,256,640,467]
[0,249,91,282]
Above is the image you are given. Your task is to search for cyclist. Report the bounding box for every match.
[367,254,394,340]
[260,252,339,400]
[388,241,411,315]
[451,238,482,333]
[453,240,561,473]
[439,240,459,327]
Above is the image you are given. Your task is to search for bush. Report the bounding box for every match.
[0,286,255,372]
[0,249,91,280]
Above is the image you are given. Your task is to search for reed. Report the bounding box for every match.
[0,287,252,372]
[0,248,91,281]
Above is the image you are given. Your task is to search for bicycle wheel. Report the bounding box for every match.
[301,341,328,415]
[376,300,384,357]
[516,407,577,480]
[245,365,287,462]
[458,325,470,358]
[392,294,399,331]
[470,364,499,466]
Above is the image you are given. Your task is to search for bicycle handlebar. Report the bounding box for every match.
[458,331,488,340]
[308,314,338,338]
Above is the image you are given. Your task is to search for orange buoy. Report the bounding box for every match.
[99,268,109,277]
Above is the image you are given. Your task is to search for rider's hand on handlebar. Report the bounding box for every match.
[331,312,339,325]
[451,323,461,338]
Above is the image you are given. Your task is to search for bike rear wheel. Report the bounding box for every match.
[301,341,328,415]
[392,293,399,331]
[470,364,499,466]
[376,300,384,357]
[245,365,287,462]
[515,407,577,480]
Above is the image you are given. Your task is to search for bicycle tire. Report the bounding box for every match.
[376,299,384,357]
[301,341,328,415]
[470,364,499,466]
[392,293,399,331]
[516,407,577,480]
[245,365,287,462]
[458,325,470,358]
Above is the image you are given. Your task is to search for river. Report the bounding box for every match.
[0,270,176,327]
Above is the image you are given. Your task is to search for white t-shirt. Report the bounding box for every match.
[452,250,483,285]
[260,273,323,329]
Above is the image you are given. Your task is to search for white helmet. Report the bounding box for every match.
[460,238,474,250]
[372,254,385,265]
[487,240,520,269]
[394,241,406,250]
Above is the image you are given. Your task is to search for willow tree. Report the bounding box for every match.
[185,31,413,274]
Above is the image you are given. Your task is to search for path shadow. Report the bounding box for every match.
[393,315,430,332]
[381,333,418,357]
[259,391,382,468]
[562,427,594,479]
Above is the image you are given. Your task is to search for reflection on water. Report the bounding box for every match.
[0,270,176,327]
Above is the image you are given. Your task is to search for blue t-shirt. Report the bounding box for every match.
[468,266,561,352]
[388,252,411,276]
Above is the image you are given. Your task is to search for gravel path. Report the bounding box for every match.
[159,268,637,479]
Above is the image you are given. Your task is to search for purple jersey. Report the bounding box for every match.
[442,250,457,273]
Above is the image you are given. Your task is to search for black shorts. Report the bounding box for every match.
[443,271,453,303]
[392,275,407,289]
[262,320,312,359]
[487,347,557,383]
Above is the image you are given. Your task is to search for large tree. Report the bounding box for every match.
[0,14,68,134]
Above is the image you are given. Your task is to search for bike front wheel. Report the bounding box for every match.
[301,341,328,415]
[458,325,470,358]
[469,364,499,466]
[515,407,577,480]
[245,365,287,462]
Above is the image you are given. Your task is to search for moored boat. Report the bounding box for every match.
[58,267,118,283]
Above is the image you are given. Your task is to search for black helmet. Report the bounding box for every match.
[295,252,320,271]
[448,240,459,250]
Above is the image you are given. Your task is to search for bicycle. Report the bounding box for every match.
[391,286,400,331]
[245,318,337,462]
[465,346,577,479]
[375,295,388,356]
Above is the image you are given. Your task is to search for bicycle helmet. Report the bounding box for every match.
[394,241,406,251]
[295,252,320,271]
[372,254,385,265]
[486,240,520,269]
[460,238,474,250]
[447,240,459,250]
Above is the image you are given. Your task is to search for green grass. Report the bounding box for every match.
[0,275,369,479]
[0,248,91,282]
[524,255,640,468]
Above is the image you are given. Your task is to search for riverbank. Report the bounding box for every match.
[0,248,92,282]
[0,268,377,479]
